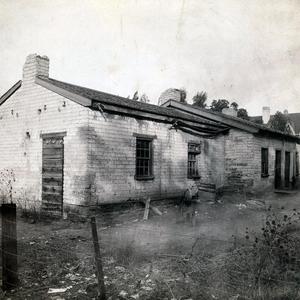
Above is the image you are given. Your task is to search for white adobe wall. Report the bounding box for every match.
[86,109,225,204]
[0,54,90,211]
[0,54,226,209]
[252,135,299,192]
[224,128,299,193]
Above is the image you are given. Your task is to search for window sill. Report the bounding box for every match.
[135,176,155,181]
[261,174,269,178]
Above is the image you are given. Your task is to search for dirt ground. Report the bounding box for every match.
[1,191,300,299]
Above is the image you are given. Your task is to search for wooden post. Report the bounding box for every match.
[90,217,106,300]
[1,203,18,291]
[143,197,151,220]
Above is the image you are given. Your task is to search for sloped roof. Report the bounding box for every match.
[162,100,300,142]
[1,75,298,142]
[285,113,300,133]
[36,76,227,132]
[249,115,263,124]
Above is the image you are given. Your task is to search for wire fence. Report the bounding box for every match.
[1,198,300,299]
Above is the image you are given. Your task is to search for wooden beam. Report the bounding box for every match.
[143,198,151,220]
[163,100,259,133]
[174,119,227,130]
[93,102,227,131]
[150,205,163,216]
[141,199,163,217]
[40,131,67,138]
[133,133,157,139]
[174,126,216,138]
[173,120,227,134]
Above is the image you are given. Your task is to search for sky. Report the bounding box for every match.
[0,0,299,116]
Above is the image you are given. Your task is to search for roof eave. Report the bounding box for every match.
[162,100,258,133]
[258,128,300,144]
[0,80,22,106]
[92,101,225,133]
[35,78,220,132]
[35,77,92,107]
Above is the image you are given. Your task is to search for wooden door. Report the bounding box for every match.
[285,151,290,188]
[41,133,65,215]
[275,150,281,189]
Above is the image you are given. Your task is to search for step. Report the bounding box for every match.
[196,190,216,202]
[274,189,298,194]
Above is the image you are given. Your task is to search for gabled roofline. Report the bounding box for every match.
[163,100,300,143]
[35,77,92,106]
[0,80,22,106]
[162,100,258,133]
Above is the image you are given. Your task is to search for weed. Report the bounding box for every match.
[226,206,300,299]
[112,240,149,267]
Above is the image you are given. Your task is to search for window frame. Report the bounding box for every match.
[261,147,269,177]
[187,142,201,179]
[135,137,154,181]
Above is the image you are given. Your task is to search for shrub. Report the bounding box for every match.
[225,207,300,299]
[0,168,15,203]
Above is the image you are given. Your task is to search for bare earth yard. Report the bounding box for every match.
[1,191,300,299]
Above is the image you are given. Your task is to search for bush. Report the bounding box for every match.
[0,168,15,203]
[225,206,300,299]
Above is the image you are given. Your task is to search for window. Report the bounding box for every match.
[261,148,269,177]
[135,138,153,179]
[188,143,201,178]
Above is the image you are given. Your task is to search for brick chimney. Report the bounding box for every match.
[222,107,237,117]
[262,106,270,124]
[158,88,182,106]
[22,54,49,85]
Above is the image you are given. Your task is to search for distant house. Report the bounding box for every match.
[251,107,300,136]
[0,54,299,216]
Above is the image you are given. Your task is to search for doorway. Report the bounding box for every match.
[275,150,281,189]
[285,151,291,188]
[41,132,65,215]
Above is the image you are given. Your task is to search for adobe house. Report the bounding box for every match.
[161,100,300,193]
[0,54,229,215]
[0,54,299,216]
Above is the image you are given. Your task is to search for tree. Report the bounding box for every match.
[237,108,249,120]
[192,91,207,108]
[132,91,139,101]
[210,99,229,112]
[179,89,187,103]
[269,111,289,133]
[230,102,239,111]
[140,94,149,103]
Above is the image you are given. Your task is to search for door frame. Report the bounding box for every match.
[40,131,66,215]
[285,151,291,189]
[274,149,282,189]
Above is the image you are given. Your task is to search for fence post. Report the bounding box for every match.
[90,217,106,300]
[1,203,18,291]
